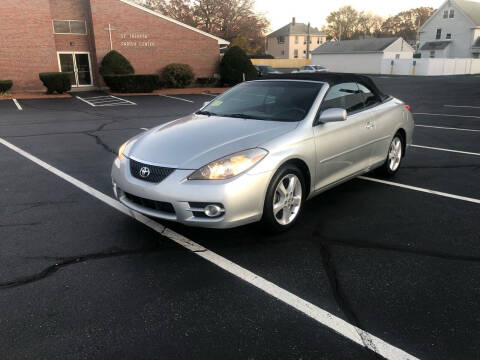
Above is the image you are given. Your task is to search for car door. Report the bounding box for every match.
[356,82,391,167]
[313,82,374,191]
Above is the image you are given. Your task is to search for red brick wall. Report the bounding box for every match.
[89,0,220,84]
[0,0,58,91]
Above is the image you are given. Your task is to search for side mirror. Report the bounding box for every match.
[317,108,347,124]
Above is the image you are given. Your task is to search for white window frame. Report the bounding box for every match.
[57,51,93,87]
[52,20,88,35]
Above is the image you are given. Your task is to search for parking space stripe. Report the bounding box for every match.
[12,99,22,111]
[413,112,480,119]
[0,136,417,360]
[76,96,97,107]
[416,124,480,133]
[202,93,218,97]
[109,94,137,105]
[359,176,480,205]
[444,105,480,109]
[411,144,480,157]
[158,94,194,103]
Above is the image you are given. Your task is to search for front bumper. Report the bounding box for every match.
[111,156,272,229]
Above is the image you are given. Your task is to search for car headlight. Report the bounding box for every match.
[188,148,268,180]
[118,140,129,160]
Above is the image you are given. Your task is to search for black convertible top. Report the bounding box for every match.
[261,72,388,100]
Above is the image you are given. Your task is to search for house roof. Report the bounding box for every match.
[311,37,400,55]
[420,41,451,50]
[119,0,229,45]
[267,23,326,38]
[455,0,480,26]
[420,0,480,32]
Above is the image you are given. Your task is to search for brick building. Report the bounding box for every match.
[0,0,229,91]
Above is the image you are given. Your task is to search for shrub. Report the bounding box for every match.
[161,63,195,88]
[39,73,71,94]
[0,80,13,93]
[220,46,257,86]
[196,77,218,87]
[99,50,134,76]
[103,74,161,93]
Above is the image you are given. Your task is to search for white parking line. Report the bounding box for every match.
[12,99,22,111]
[444,105,480,109]
[411,144,480,157]
[416,124,480,133]
[359,176,480,205]
[202,93,218,97]
[158,94,194,103]
[0,136,417,360]
[76,95,136,107]
[140,128,149,131]
[413,112,480,119]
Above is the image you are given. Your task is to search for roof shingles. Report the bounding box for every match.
[267,23,326,38]
[311,37,400,55]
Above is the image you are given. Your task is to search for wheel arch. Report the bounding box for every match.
[279,158,312,198]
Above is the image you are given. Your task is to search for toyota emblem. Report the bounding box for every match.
[139,167,151,178]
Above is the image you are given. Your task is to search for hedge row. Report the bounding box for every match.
[0,80,13,93]
[103,74,161,93]
[39,73,71,94]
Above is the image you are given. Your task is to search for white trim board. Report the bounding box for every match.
[119,0,229,45]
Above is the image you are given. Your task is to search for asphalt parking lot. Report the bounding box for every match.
[1,76,479,359]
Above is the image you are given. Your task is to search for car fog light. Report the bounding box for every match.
[204,204,222,217]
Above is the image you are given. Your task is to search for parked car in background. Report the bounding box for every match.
[112,73,413,232]
[293,65,329,73]
[255,65,282,77]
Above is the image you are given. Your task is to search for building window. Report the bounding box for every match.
[317,37,320,44]
[395,54,400,59]
[430,51,436,58]
[473,53,479,59]
[303,50,306,54]
[446,33,452,39]
[53,20,87,35]
[277,36,285,44]
[294,49,298,58]
[436,28,442,40]
[449,9,454,18]
[281,50,285,55]
[295,36,298,44]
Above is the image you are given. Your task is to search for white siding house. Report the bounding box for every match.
[419,0,480,58]
[311,37,414,74]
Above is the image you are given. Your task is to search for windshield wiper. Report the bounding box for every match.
[223,113,269,120]
[196,110,217,116]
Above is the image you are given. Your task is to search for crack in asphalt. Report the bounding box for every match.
[0,222,41,228]
[320,235,480,263]
[0,243,163,290]
[6,200,77,215]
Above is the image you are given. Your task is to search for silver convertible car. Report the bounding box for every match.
[112,73,414,232]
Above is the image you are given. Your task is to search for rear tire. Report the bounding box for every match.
[378,133,404,177]
[261,164,305,233]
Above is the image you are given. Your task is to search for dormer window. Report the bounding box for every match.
[449,9,454,18]
[443,10,448,18]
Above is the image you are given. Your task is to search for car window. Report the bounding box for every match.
[201,81,323,122]
[356,83,380,107]
[320,82,365,114]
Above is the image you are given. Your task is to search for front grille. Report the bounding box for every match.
[129,159,175,183]
[124,192,175,214]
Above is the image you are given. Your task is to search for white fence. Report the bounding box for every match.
[381,58,480,76]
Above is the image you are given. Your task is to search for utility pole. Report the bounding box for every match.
[306,22,311,59]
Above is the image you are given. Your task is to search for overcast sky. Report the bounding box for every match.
[255,0,444,32]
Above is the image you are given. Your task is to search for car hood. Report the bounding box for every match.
[128,114,298,169]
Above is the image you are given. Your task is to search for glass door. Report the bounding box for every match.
[74,53,92,86]
[58,52,92,87]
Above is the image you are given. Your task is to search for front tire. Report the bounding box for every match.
[261,164,305,233]
[378,133,404,177]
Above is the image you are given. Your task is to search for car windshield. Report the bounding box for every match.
[199,81,324,122]
[314,66,326,69]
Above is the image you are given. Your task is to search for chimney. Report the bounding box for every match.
[292,17,296,26]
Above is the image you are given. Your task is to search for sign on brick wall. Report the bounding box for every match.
[120,33,155,47]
